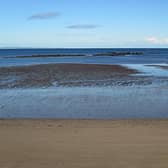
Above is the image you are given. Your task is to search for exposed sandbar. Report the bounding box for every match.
[0,63,140,88]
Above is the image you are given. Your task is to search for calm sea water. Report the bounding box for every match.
[0,48,168,67]
[0,86,168,119]
[0,49,168,119]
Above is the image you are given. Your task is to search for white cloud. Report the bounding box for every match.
[66,24,100,29]
[28,12,60,20]
[145,37,168,44]
[145,37,159,44]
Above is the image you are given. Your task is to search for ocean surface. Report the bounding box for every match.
[0,48,168,119]
[0,48,168,67]
[0,86,168,119]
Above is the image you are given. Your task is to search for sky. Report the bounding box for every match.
[0,0,168,48]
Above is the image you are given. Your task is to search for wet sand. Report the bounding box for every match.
[1,86,168,118]
[1,63,168,88]
[0,63,139,88]
[0,119,168,168]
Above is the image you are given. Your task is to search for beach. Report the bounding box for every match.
[1,119,168,168]
[0,49,168,167]
[1,0,168,166]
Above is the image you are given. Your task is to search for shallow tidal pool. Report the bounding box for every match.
[0,85,168,119]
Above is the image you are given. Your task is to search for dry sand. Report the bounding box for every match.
[0,119,168,168]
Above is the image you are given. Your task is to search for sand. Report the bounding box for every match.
[1,63,168,88]
[0,119,168,168]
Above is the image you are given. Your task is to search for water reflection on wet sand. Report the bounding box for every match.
[0,85,168,119]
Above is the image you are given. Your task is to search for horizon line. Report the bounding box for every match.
[1,47,168,49]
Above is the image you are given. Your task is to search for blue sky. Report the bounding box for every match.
[0,0,168,48]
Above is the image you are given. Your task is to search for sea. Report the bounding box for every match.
[0,48,168,67]
[0,48,168,119]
